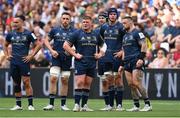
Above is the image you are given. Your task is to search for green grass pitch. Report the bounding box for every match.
[0,98,180,118]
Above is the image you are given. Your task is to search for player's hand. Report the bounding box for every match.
[5,55,13,60]
[75,53,83,60]
[94,51,104,59]
[22,54,33,63]
[51,50,59,58]
[136,59,144,68]
[114,51,123,58]
[118,66,124,73]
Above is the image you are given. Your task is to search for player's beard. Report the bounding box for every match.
[62,22,69,28]
[125,26,130,32]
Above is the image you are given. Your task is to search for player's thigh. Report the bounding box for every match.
[113,58,121,73]
[132,69,143,86]
[74,74,86,89]
[10,63,21,85]
[84,76,93,88]
[98,61,105,76]
[20,63,31,76]
[61,59,71,79]
[124,70,133,86]
[86,67,96,79]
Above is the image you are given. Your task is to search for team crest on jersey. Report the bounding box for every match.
[114,29,119,34]
[21,36,27,41]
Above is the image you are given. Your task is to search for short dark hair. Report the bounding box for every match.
[122,16,133,21]
[61,12,71,17]
[15,15,26,21]
[82,15,92,20]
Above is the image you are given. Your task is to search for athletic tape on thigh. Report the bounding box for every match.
[104,71,113,75]
[113,72,118,76]
[61,71,70,78]
[50,66,60,77]
[99,75,106,80]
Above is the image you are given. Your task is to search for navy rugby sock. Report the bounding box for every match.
[61,96,66,106]
[49,94,55,106]
[144,98,151,106]
[81,89,90,107]
[16,97,22,107]
[28,95,33,106]
[109,86,115,107]
[133,99,140,108]
[102,92,110,105]
[74,89,82,105]
[115,87,124,106]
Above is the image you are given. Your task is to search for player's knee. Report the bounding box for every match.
[50,77,57,84]
[102,80,108,87]
[76,80,84,88]
[14,85,21,93]
[23,78,31,88]
[128,82,134,88]
[50,66,60,77]
[61,79,68,85]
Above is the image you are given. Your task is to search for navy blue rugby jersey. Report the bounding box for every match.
[67,29,104,60]
[6,29,37,64]
[99,22,125,62]
[122,28,145,61]
[48,26,76,54]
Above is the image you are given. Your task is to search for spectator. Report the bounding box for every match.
[152,18,166,43]
[170,39,180,68]
[148,48,169,68]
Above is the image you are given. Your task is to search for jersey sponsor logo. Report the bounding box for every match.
[138,32,145,39]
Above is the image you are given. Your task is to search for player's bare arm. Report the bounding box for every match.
[44,35,59,58]
[3,41,12,60]
[63,41,83,60]
[136,39,147,67]
[23,40,42,63]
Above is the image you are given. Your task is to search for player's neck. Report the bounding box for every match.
[16,27,24,32]
[128,25,135,33]
[109,20,117,26]
[61,24,70,29]
[84,29,92,33]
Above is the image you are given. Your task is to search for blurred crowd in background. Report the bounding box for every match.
[0,0,179,68]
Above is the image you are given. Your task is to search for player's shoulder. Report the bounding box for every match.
[101,23,109,29]
[70,29,81,37]
[51,26,59,32]
[6,30,14,36]
[23,28,32,34]
[132,28,145,39]
[116,21,123,28]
